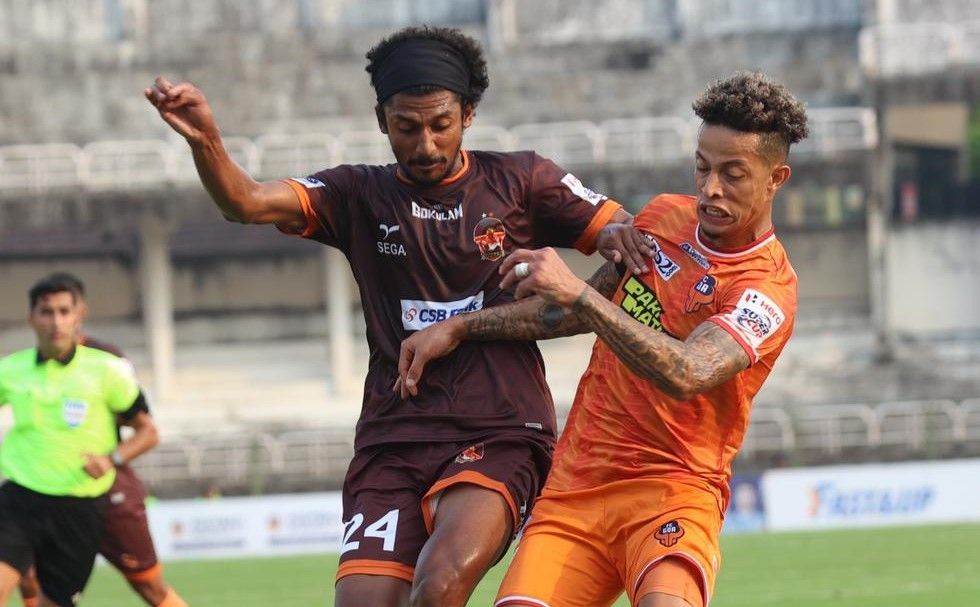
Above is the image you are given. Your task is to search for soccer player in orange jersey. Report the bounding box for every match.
[396,72,807,607]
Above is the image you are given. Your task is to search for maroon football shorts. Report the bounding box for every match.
[335,432,553,583]
[99,465,160,579]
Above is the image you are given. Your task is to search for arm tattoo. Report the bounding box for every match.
[458,261,625,342]
[463,296,587,341]
[587,261,625,300]
[572,290,750,398]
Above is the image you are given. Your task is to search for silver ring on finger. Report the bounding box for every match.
[514,262,531,279]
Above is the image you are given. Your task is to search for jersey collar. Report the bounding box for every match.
[36,345,77,366]
[695,224,776,258]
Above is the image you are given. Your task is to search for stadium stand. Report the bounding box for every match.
[119,398,980,498]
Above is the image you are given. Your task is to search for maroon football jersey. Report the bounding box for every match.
[79,335,125,359]
[281,150,621,449]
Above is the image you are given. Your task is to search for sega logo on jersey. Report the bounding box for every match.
[560,173,607,206]
[727,288,785,349]
[400,292,485,331]
[290,177,326,189]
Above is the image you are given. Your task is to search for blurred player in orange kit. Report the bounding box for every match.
[397,72,808,607]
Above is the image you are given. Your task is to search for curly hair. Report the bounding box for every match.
[693,72,809,163]
[365,26,490,108]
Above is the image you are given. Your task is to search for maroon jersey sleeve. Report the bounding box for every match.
[279,166,365,253]
[79,335,125,359]
[526,153,622,254]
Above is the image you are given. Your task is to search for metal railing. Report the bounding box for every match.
[860,21,980,77]
[0,107,876,195]
[130,398,980,494]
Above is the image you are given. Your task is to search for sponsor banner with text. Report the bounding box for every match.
[147,492,344,561]
[762,459,980,531]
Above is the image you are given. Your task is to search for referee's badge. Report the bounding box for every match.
[62,399,88,428]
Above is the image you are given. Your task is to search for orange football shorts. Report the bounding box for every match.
[495,477,722,607]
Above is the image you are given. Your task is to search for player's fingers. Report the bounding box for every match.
[404,354,427,397]
[165,83,195,104]
[513,277,538,300]
[634,230,656,257]
[397,341,413,382]
[623,238,649,275]
[155,76,173,92]
[500,265,525,290]
[499,248,534,275]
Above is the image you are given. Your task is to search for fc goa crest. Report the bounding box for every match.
[654,520,685,547]
[686,274,716,313]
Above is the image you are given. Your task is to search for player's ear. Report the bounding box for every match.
[461,101,474,129]
[768,164,791,194]
[376,105,388,134]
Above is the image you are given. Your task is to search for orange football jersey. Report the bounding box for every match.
[547,194,798,510]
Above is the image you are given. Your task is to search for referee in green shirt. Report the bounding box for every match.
[0,275,157,607]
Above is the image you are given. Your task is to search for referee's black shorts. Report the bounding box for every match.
[0,481,106,606]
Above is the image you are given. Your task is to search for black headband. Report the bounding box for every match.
[373,38,471,104]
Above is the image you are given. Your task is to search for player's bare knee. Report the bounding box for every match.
[409,565,468,607]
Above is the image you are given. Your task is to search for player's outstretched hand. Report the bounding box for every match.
[144,77,218,145]
[500,248,588,306]
[596,222,655,276]
[395,317,465,399]
[82,453,114,479]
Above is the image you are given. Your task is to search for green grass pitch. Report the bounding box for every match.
[83,523,980,606]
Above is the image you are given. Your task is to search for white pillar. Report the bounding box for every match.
[867,101,895,362]
[486,0,518,53]
[139,213,176,403]
[324,247,356,396]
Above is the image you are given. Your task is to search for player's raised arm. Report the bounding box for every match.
[144,77,305,230]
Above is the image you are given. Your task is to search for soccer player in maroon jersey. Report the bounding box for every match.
[146,26,649,607]
[16,274,187,607]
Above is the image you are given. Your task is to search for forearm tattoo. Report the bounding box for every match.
[573,290,750,397]
[461,262,624,342]
[462,296,586,341]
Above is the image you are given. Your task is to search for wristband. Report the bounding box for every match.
[110,450,125,467]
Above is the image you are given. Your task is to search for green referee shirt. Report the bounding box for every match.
[0,344,140,497]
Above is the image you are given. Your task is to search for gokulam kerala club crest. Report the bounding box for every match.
[473,215,506,261]
[455,443,485,464]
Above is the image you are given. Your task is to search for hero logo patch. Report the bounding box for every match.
[290,177,326,189]
[645,235,680,281]
[654,520,685,547]
[560,173,607,206]
[686,274,716,313]
[681,242,711,269]
[618,275,663,330]
[473,215,507,261]
[726,288,785,350]
[455,443,484,464]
